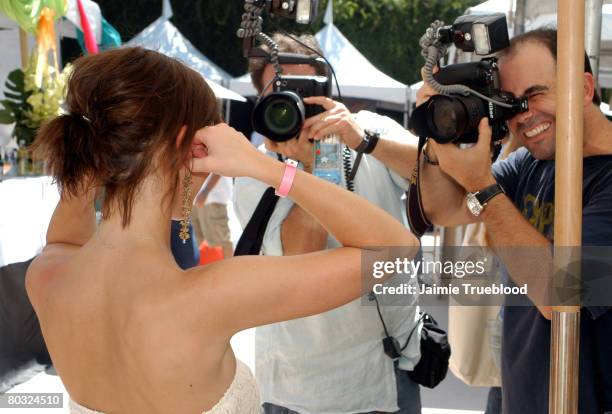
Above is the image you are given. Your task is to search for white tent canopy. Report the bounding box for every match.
[314,23,409,105]
[230,0,409,105]
[127,17,245,102]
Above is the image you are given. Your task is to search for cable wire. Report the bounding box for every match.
[279,30,342,101]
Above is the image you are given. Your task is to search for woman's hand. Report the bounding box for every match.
[191,123,266,177]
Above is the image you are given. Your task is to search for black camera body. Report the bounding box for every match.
[276,75,330,119]
[412,58,526,144]
[253,64,331,142]
[410,14,528,145]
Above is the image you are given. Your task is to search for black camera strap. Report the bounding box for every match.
[406,136,433,238]
[234,154,284,256]
[235,148,354,257]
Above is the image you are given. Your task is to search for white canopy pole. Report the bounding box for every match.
[585,0,603,84]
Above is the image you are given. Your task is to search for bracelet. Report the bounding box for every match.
[275,159,298,197]
[423,142,439,166]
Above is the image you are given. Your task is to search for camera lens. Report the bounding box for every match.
[252,91,306,142]
[425,95,485,143]
[431,98,459,139]
[264,99,299,135]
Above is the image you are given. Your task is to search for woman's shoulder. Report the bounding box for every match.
[26,244,82,308]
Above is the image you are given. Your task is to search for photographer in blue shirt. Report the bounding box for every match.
[416,29,612,413]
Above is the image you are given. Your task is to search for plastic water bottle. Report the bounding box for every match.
[313,135,342,185]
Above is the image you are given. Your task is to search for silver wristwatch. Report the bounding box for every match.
[466,183,504,216]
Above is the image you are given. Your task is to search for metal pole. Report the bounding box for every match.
[550,0,583,413]
[514,0,527,36]
[225,100,232,123]
[19,29,28,69]
[585,0,603,84]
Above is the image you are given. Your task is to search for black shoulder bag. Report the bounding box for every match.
[382,136,451,388]
[403,312,451,389]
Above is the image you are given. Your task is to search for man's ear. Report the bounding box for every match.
[175,125,188,148]
[583,72,596,107]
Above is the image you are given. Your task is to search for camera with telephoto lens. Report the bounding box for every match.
[409,14,529,144]
[252,54,332,142]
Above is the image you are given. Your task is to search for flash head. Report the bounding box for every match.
[437,13,509,55]
[266,0,318,24]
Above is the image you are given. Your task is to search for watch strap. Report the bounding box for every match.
[475,183,504,205]
[354,129,380,154]
[350,130,380,180]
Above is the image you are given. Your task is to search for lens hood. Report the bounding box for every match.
[252,91,306,142]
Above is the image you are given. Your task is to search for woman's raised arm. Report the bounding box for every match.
[186,124,419,334]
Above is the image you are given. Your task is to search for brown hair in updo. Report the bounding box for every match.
[32,47,221,226]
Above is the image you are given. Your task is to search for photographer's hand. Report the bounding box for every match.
[300,96,424,180]
[299,97,364,150]
[265,133,315,173]
[428,118,497,193]
[416,66,440,107]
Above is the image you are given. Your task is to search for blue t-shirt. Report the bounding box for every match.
[492,147,612,414]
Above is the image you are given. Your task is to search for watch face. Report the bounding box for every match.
[467,193,483,216]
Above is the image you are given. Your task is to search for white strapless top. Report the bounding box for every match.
[69,360,260,413]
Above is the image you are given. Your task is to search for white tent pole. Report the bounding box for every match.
[323,0,333,26]
[225,100,232,123]
[585,0,603,84]
[514,0,527,35]
[162,0,173,20]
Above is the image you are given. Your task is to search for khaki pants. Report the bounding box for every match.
[191,203,233,258]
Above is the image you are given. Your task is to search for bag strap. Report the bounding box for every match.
[406,136,433,237]
[234,154,283,256]
[401,312,429,351]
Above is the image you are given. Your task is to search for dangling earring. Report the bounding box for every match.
[179,169,193,244]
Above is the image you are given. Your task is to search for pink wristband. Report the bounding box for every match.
[275,159,298,197]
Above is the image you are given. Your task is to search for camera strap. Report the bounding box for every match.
[235,149,354,257]
[342,147,412,361]
[234,154,284,256]
[406,136,433,238]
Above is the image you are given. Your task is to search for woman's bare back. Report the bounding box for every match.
[27,242,237,414]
